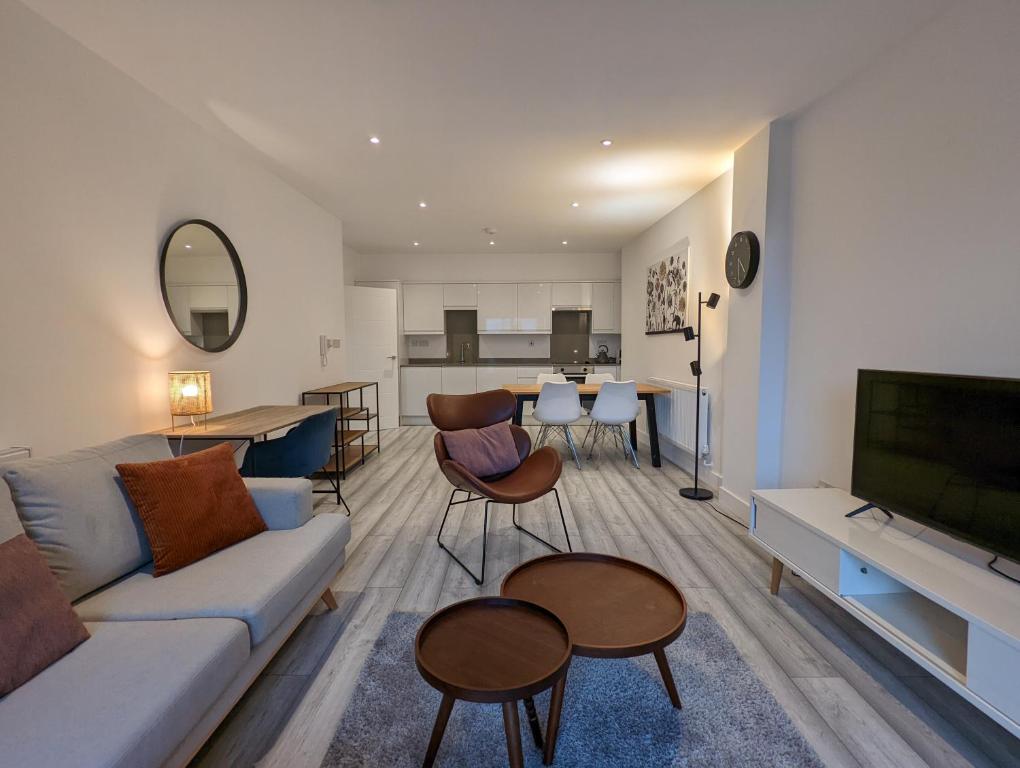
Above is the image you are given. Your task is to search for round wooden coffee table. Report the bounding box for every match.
[501,553,688,759]
[415,597,572,768]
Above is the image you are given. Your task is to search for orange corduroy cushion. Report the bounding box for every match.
[0,534,90,696]
[116,443,267,576]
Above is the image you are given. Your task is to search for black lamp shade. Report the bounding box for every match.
[706,293,721,309]
[690,360,702,377]
[681,326,695,341]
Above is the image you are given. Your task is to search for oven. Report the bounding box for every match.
[555,364,592,384]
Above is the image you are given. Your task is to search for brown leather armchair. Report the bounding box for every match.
[427,389,573,585]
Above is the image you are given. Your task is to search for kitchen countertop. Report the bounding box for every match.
[402,358,618,367]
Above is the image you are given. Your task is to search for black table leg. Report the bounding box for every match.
[644,394,662,468]
[629,420,638,449]
[523,697,544,749]
[512,397,526,426]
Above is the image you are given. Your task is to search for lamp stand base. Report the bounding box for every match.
[679,487,714,501]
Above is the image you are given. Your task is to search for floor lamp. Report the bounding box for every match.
[679,291,719,501]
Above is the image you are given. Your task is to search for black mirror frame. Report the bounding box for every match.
[159,219,248,353]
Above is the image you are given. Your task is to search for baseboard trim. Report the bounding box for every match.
[717,486,751,526]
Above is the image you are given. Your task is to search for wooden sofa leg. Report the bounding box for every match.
[321,588,339,611]
[769,558,784,595]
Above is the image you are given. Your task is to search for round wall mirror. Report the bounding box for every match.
[160,220,247,352]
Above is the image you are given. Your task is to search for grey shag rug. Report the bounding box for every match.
[321,611,823,767]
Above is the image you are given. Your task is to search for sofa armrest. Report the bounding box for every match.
[243,478,313,530]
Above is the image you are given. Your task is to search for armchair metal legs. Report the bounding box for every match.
[437,488,574,586]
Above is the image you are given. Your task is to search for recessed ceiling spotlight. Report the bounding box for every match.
[369,136,380,144]
[418,201,427,208]
[561,240,568,246]
[570,201,580,208]
[412,241,420,247]
[489,240,495,246]
[600,138,613,147]
[184,244,192,249]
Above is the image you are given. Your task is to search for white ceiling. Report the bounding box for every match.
[23,0,947,254]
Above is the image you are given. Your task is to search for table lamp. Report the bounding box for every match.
[168,371,212,431]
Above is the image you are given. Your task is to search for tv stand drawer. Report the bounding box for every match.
[752,499,840,593]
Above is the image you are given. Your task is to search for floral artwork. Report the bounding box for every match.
[645,249,689,334]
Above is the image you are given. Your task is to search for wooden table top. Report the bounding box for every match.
[501,553,687,659]
[502,382,670,396]
[302,381,377,395]
[415,597,571,703]
[151,405,335,439]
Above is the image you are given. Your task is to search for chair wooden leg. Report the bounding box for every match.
[502,701,524,768]
[769,557,784,595]
[321,588,338,611]
[423,693,455,768]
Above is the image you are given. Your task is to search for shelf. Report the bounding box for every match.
[319,443,379,473]
[339,408,377,421]
[337,429,369,447]
[846,592,968,681]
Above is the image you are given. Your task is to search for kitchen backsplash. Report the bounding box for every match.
[478,334,550,359]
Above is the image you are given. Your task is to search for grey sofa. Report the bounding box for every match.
[0,434,351,768]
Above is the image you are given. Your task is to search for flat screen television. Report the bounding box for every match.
[852,369,1020,565]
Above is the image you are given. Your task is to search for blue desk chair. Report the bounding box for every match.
[240,408,352,515]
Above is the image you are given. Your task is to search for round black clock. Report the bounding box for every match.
[725,230,760,289]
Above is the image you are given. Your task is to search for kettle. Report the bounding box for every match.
[595,344,611,363]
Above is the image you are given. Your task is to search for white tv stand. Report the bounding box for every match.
[750,488,1020,736]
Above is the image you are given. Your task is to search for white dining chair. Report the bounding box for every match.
[536,372,567,386]
[533,381,583,469]
[587,380,641,467]
[581,372,615,448]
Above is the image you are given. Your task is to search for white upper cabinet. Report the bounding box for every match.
[551,282,592,308]
[403,283,445,334]
[592,282,621,333]
[443,283,477,307]
[476,283,517,333]
[516,283,551,333]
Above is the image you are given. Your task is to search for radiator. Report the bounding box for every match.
[648,378,710,459]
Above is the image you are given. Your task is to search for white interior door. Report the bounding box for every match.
[345,286,399,430]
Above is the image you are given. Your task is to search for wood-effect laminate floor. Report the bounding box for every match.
[192,426,1020,768]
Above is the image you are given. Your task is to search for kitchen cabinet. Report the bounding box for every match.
[476,366,513,393]
[443,283,477,307]
[441,366,477,395]
[476,283,517,333]
[592,282,621,333]
[515,366,554,384]
[516,283,551,333]
[551,282,592,308]
[594,365,621,379]
[400,366,442,417]
[403,283,445,334]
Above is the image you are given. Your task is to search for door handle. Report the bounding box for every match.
[387,355,397,359]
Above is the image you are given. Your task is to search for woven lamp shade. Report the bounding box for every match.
[168,371,212,417]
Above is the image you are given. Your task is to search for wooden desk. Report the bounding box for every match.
[152,405,334,442]
[501,383,671,467]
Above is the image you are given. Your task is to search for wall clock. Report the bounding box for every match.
[725,230,760,289]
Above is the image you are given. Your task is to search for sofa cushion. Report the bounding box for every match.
[2,435,172,600]
[0,618,248,768]
[0,534,91,696]
[116,443,267,576]
[0,482,23,543]
[76,512,351,645]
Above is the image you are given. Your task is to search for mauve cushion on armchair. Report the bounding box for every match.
[0,534,90,696]
[440,422,522,478]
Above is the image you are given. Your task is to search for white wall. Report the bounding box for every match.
[348,251,620,283]
[620,171,733,476]
[780,0,1020,491]
[0,0,346,457]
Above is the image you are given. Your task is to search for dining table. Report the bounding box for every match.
[501,382,671,467]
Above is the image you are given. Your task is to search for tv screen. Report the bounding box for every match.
[852,370,1020,564]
